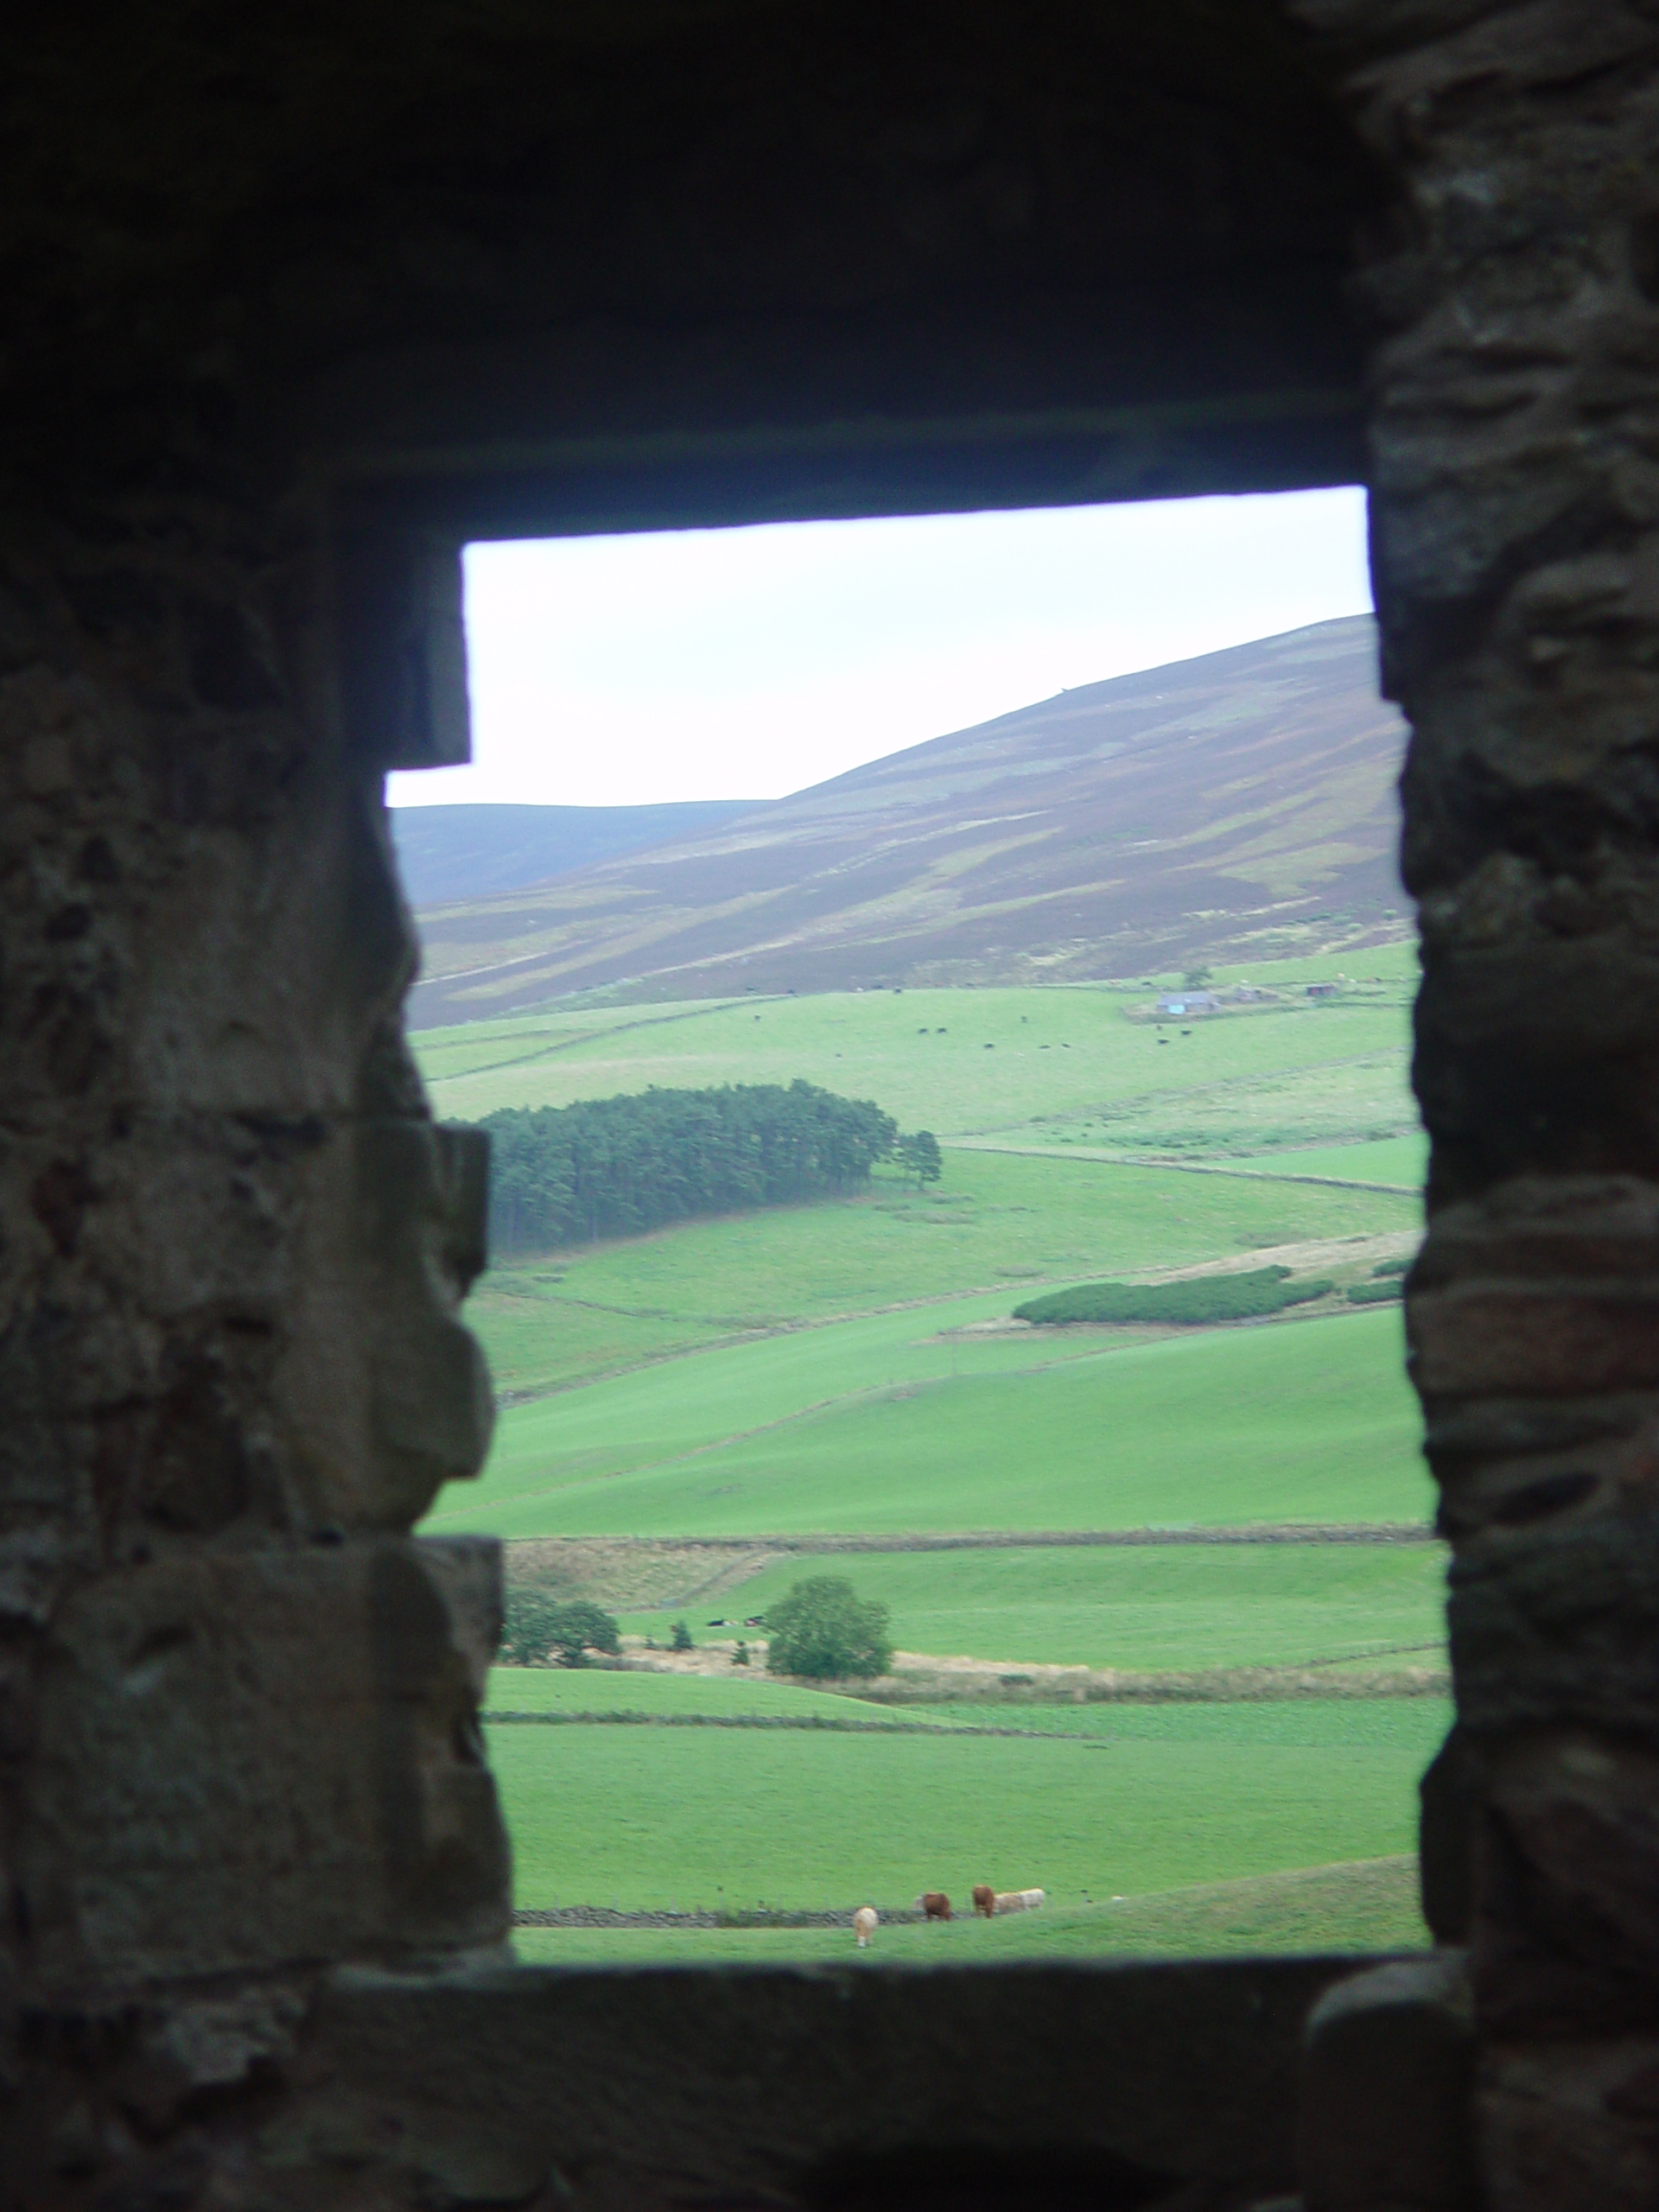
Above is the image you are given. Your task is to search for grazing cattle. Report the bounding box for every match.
[971,1885,996,1919]
[992,1888,1046,1914]
[853,1906,878,1948]
[917,1891,951,1922]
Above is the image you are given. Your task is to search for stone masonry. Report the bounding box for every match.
[3,2,1658,2207]
[1298,3,1659,2205]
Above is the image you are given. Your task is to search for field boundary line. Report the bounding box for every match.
[950,1141,1414,1194]
[487,1710,1043,1738]
[504,1523,1437,1553]
[512,1904,928,1928]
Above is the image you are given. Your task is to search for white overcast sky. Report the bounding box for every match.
[389,486,1372,810]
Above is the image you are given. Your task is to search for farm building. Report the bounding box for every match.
[1156,991,1218,1016]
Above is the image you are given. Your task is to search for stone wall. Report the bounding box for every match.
[4,1,1659,2206]
[0,499,510,2198]
[1296,3,1659,2206]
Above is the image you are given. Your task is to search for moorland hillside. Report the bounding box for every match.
[390,798,759,906]
[407,615,1408,1026]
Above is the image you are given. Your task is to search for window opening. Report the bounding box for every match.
[398,489,1441,1967]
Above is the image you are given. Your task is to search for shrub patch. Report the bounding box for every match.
[1014,1267,1334,1326]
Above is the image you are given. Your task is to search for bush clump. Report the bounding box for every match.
[1371,1257,1409,1278]
[1014,1266,1333,1326]
[499,1590,621,1668]
[764,1577,893,1680]
[670,1619,695,1652]
[1346,1279,1403,1304]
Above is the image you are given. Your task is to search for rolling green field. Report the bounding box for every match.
[1238,1134,1427,1188]
[418,959,1439,1955]
[613,1541,1446,1672]
[492,1687,1446,1925]
[510,1857,1425,1963]
[466,1144,1417,1401]
[427,1302,1428,1539]
[418,954,1417,1154]
[484,1666,967,1722]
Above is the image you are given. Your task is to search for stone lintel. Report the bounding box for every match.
[258,1953,1375,2207]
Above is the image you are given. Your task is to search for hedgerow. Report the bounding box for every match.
[1013,1266,1334,1325]
[1346,1279,1403,1304]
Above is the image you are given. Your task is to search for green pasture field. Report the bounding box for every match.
[427,960,1435,1951]
[483,1666,953,1723]
[989,1059,1419,1162]
[466,1144,1418,1399]
[1239,1134,1427,1188]
[510,1858,1425,1964]
[491,1694,1449,1919]
[416,970,1414,1147]
[429,1303,1429,1540]
[616,1541,1447,1673]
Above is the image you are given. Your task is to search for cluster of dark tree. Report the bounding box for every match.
[482,1079,938,1253]
[764,1576,893,1680]
[1014,1264,1333,1326]
[499,1588,621,1667]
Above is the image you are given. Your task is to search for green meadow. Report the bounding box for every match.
[419,956,1418,1153]
[614,1541,1446,1673]
[466,1143,1415,1400]
[416,959,1440,1955]
[426,1302,1429,1539]
[510,1859,1426,1963]
[491,1684,1447,1956]
[492,1697,1446,1910]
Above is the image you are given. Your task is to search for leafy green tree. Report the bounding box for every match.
[1182,965,1213,990]
[671,1618,695,1652]
[499,1590,620,1667]
[897,1128,943,1186]
[764,1577,893,1680]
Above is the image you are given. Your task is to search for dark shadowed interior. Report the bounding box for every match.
[1,4,1654,2208]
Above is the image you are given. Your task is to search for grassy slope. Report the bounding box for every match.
[483,1667,952,1722]
[510,1856,1424,1962]
[492,1694,1448,1915]
[617,1541,1446,1672]
[418,974,1415,1143]
[1239,1134,1427,1187]
[424,967,1434,1951]
[467,1145,1416,1400]
[429,1304,1429,1539]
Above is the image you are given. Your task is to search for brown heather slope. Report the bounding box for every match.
[408,615,1408,1026]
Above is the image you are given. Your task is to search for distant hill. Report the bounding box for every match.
[389,799,760,906]
[407,617,1408,1027]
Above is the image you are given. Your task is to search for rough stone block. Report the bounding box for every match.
[1449,1511,1659,1749]
[1468,1726,1659,2037]
[264,1954,1371,2209]
[1421,1722,1475,1946]
[15,1537,510,1994]
[1300,1954,1477,2211]
[1481,2037,1659,2212]
[281,1114,495,1531]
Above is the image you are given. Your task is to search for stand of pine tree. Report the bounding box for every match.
[481,1079,899,1254]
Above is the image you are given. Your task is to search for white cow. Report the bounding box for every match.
[992,1888,1046,1914]
[853,1905,879,1948]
